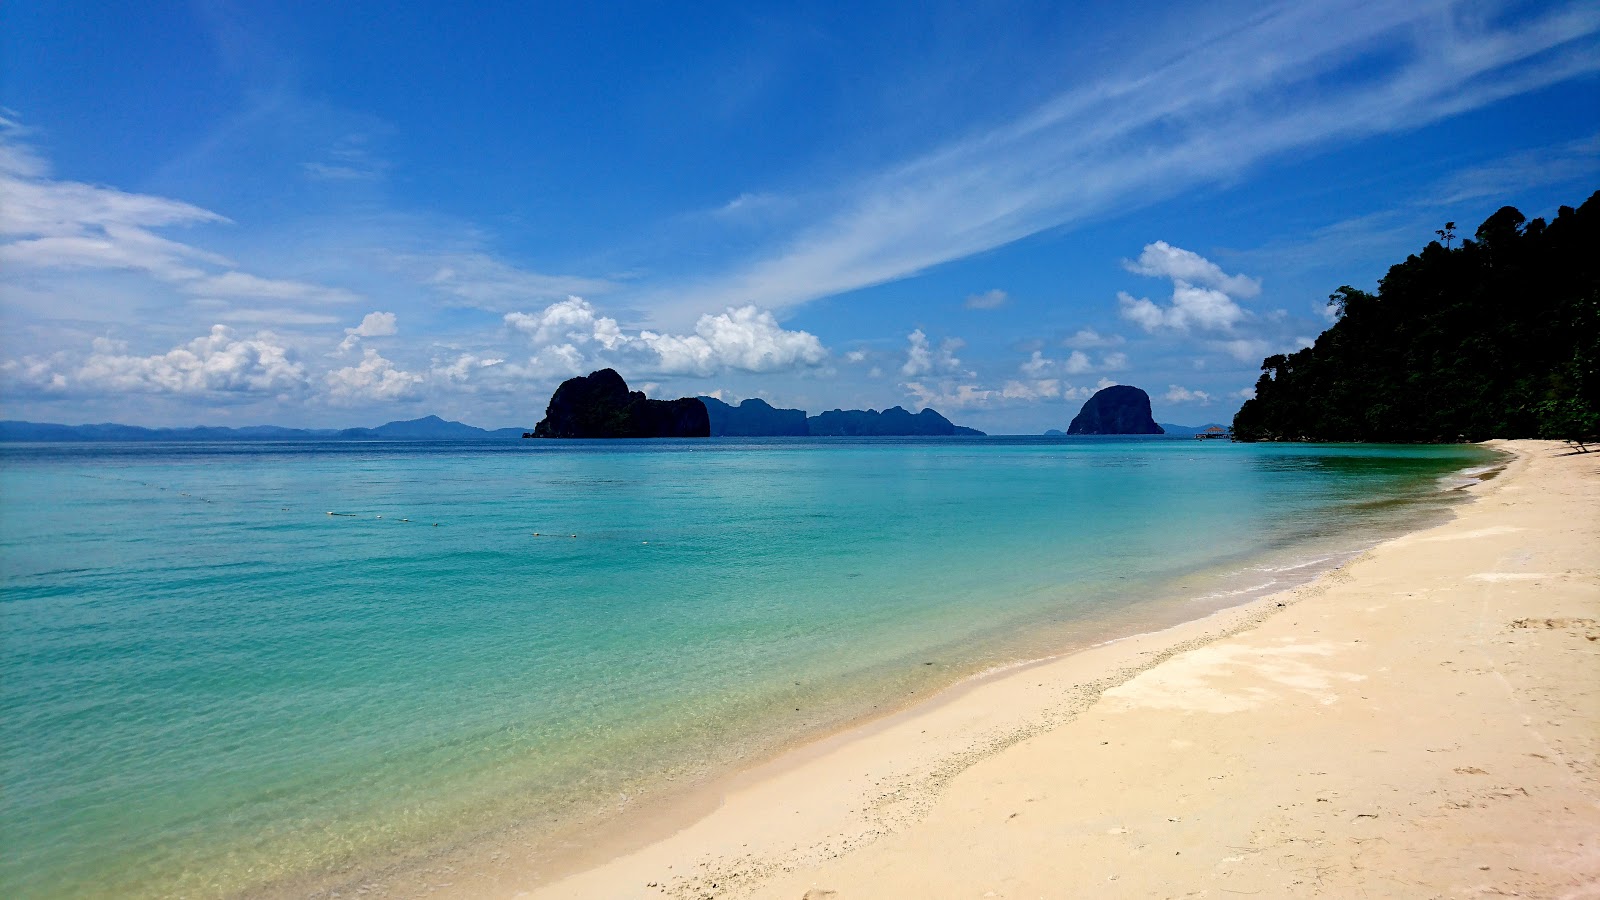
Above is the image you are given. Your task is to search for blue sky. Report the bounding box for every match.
[2,0,1597,432]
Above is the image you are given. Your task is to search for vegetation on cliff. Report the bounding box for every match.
[1233,191,1599,442]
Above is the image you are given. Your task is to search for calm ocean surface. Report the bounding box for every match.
[0,437,1495,898]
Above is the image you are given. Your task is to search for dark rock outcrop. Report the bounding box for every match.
[532,369,710,438]
[806,406,985,437]
[699,397,809,436]
[1066,386,1164,435]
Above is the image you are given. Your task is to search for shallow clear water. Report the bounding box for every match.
[0,437,1494,897]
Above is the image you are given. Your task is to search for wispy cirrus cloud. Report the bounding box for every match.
[640,0,1600,325]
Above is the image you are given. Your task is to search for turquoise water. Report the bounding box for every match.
[0,437,1493,898]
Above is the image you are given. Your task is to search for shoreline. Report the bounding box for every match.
[357,441,1600,899]
[285,451,1497,900]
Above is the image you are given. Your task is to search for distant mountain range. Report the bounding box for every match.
[0,415,526,442]
[701,396,983,437]
[2,413,1219,442]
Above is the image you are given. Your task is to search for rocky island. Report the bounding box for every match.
[531,369,710,438]
[1065,385,1164,435]
[807,406,983,437]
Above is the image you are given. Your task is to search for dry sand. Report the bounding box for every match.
[441,440,1598,899]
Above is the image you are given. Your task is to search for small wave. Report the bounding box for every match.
[1193,579,1278,602]
[1438,463,1506,491]
[1255,556,1333,573]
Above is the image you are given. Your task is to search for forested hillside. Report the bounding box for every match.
[1233,191,1599,442]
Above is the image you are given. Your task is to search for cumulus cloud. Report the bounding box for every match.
[502,297,828,378]
[964,288,1009,309]
[1124,241,1261,297]
[1022,347,1127,380]
[0,353,71,392]
[901,329,964,377]
[505,296,627,350]
[338,311,400,352]
[68,326,307,395]
[430,353,504,384]
[1237,386,1258,400]
[1163,384,1213,404]
[1119,283,1247,333]
[904,374,1100,411]
[844,349,869,363]
[901,381,998,410]
[324,348,424,404]
[1020,351,1053,377]
[637,306,827,376]
[1116,243,1259,335]
[1216,338,1270,363]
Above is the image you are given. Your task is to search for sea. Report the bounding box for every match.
[0,436,1499,898]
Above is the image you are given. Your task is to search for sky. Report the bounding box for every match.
[1,1,1597,433]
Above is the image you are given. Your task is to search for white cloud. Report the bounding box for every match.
[1020,351,1054,377]
[1118,242,1256,335]
[1124,241,1260,297]
[1063,329,1125,350]
[324,348,424,404]
[901,329,964,377]
[642,2,1600,323]
[1101,351,1129,371]
[964,288,1009,309]
[1118,282,1248,333]
[904,374,1098,411]
[901,381,997,410]
[1217,338,1270,363]
[1163,384,1214,404]
[183,271,361,304]
[1237,386,1257,400]
[1429,132,1600,205]
[420,254,614,311]
[505,296,627,349]
[844,349,868,363]
[1063,350,1094,375]
[0,121,366,322]
[430,353,503,384]
[1096,377,1120,390]
[71,326,307,395]
[338,311,399,352]
[502,298,828,378]
[636,306,828,376]
[1,353,70,392]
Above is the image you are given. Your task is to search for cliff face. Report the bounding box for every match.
[806,406,984,436]
[699,397,809,436]
[532,369,710,438]
[1066,386,1165,435]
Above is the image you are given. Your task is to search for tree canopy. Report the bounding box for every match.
[1232,190,1599,443]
